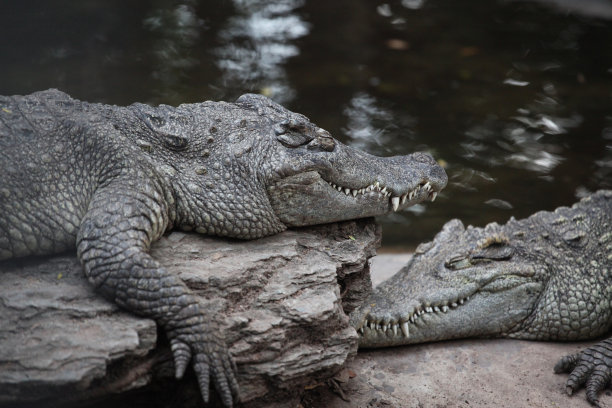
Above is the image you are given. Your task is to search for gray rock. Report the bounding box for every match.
[0,219,380,407]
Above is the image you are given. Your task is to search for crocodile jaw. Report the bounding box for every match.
[356,278,543,348]
[267,171,440,227]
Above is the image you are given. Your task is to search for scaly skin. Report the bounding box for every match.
[351,190,612,407]
[0,89,447,407]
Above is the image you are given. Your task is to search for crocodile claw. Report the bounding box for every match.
[554,338,612,408]
[168,320,239,407]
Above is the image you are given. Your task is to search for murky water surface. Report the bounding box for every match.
[1,0,611,250]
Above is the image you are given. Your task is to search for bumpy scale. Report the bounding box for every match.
[352,190,612,407]
[0,89,447,406]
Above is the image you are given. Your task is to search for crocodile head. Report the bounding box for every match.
[352,218,551,347]
[236,94,448,231]
[131,93,447,239]
[353,191,612,347]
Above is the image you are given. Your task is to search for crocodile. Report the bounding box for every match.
[0,89,447,407]
[352,190,612,407]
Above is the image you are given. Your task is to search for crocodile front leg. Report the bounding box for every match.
[554,337,612,407]
[76,178,239,407]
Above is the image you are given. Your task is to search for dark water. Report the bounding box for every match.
[1,0,611,250]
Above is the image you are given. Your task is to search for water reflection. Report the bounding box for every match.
[594,116,612,189]
[463,86,582,176]
[343,92,417,154]
[516,0,612,19]
[215,0,309,104]
[144,2,204,103]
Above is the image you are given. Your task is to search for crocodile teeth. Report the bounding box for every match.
[391,196,400,211]
[401,322,410,338]
[431,192,438,202]
[442,305,449,312]
[344,188,351,195]
[352,189,358,197]
[401,194,407,204]
[392,324,398,336]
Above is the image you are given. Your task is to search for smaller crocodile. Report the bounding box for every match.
[352,190,612,407]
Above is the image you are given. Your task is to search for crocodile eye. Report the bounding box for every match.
[470,234,513,262]
[445,255,471,270]
[162,134,189,151]
[470,243,514,262]
[274,120,314,147]
[307,128,335,152]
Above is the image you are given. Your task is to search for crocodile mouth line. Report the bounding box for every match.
[357,294,472,339]
[324,180,438,212]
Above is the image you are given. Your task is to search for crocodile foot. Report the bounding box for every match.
[554,337,612,408]
[168,317,239,407]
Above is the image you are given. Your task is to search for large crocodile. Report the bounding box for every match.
[352,190,612,407]
[0,89,447,407]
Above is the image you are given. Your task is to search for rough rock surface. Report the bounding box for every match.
[0,219,380,408]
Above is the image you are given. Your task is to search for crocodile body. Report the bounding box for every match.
[352,190,612,406]
[0,89,447,406]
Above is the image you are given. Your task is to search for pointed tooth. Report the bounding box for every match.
[393,324,398,336]
[381,186,387,193]
[401,194,407,204]
[434,306,440,313]
[442,305,449,312]
[369,321,376,330]
[424,182,431,191]
[391,196,400,211]
[337,186,342,192]
[401,322,410,338]
[431,191,438,202]
[459,298,464,305]
[352,189,357,197]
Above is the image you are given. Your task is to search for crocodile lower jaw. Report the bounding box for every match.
[357,294,471,340]
[324,179,438,212]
